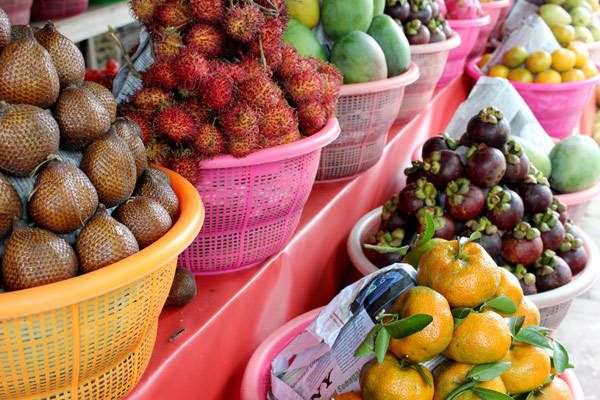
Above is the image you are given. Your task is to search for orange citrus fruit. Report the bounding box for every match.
[561,69,586,82]
[334,393,364,400]
[478,53,492,68]
[497,296,540,327]
[488,65,510,78]
[530,376,573,400]
[568,41,589,68]
[389,286,454,363]
[551,25,576,46]
[418,241,500,308]
[433,360,507,400]
[359,353,434,400]
[525,51,552,73]
[493,267,524,306]
[443,310,511,364]
[503,46,528,68]
[508,68,534,83]
[500,342,552,394]
[581,60,598,78]
[551,48,576,72]
[534,70,562,84]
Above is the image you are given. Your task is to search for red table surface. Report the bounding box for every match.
[124,74,594,400]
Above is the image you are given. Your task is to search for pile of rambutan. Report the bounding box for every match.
[118,0,342,185]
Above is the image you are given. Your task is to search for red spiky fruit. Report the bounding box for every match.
[132,87,173,111]
[276,44,298,80]
[213,60,246,83]
[258,135,282,149]
[228,132,259,158]
[297,101,326,134]
[256,0,287,19]
[176,48,211,93]
[319,72,341,103]
[193,122,226,156]
[188,0,225,21]
[143,58,179,90]
[239,55,272,80]
[238,75,282,109]
[186,23,226,57]
[224,5,266,42]
[145,134,171,166]
[169,149,201,185]
[119,111,155,144]
[154,28,184,60]
[248,19,284,56]
[219,103,260,139]
[180,97,213,122]
[156,0,191,26]
[322,98,338,120]
[317,61,343,84]
[155,104,198,143]
[260,101,297,138]
[280,127,302,144]
[130,0,156,22]
[201,73,233,110]
[265,47,283,71]
[285,70,323,104]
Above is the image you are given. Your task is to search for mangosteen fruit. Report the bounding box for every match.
[385,0,411,21]
[416,206,455,240]
[405,19,430,44]
[501,222,544,266]
[551,197,569,224]
[398,178,437,215]
[423,150,463,188]
[437,16,452,37]
[422,133,458,159]
[486,186,524,230]
[363,229,408,268]
[466,107,511,148]
[500,263,537,295]
[427,19,446,42]
[517,167,553,215]
[462,217,502,259]
[532,209,565,251]
[381,194,417,232]
[404,161,427,184]
[445,178,485,221]
[459,132,472,147]
[502,140,530,186]
[534,250,573,292]
[557,233,587,275]
[466,144,507,188]
[429,0,440,18]
[408,0,433,23]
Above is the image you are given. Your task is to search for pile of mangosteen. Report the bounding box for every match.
[364,107,587,294]
[385,0,453,44]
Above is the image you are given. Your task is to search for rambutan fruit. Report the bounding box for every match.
[285,70,322,104]
[276,44,298,80]
[201,73,233,110]
[145,134,171,166]
[258,135,282,149]
[186,23,226,57]
[154,28,184,60]
[169,149,201,185]
[317,61,343,85]
[142,58,179,90]
[265,47,283,72]
[155,0,191,27]
[193,122,226,156]
[224,5,266,43]
[248,19,284,57]
[319,72,341,103]
[119,111,155,144]
[259,101,297,138]
[219,103,260,139]
[239,55,272,79]
[155,104,198,143]
[280,127,302,143]
[238,75,281,109]
[322,98,338,120]
[297,101,326,133]
[176,48,211,93]
[130,0,156,23]
[132,87,173,111]
[188,0,225,22]
[180,97,213,121]
[213,60,246,83]
[228,132,259,158]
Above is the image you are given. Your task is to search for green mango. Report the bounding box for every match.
[550,135,600,193]
[574,25,594,42]
[539,4,573,26]
[283,19,327,61]
[509,136,553,178]
[330,31,388,83]
[563,0,587,11]
[373,0,386,14]
[367,14,411,77]
[570,6,591,26]
[322,0,374,39]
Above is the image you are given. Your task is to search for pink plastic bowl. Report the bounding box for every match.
[491,0,515,39]
[469,0,510,59]
[467,57,600,139]
[395,32,461,124]
[177,119,340,274]
[241,307,585,400]
[316,62,419,182]
[438,14,491,87]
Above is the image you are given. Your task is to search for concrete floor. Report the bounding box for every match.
[556,197,600,399]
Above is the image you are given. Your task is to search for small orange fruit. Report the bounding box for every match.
[433,360,507,400]
[568,41,589,68]
[551,25,576,46]
[493,267,524,306]
[551,48,576,72]
[534,70,562,84]
[497,296,540,327]
[389,286,454,363]
[530,376,573,400]
[334,393,364,400]
[503,46,528,68]
[508,68,534,83]
[525,51,552,73]
[360,353,434,400]
[561,69,586,82]
[488,65,510,78]
[500,342,552,394]
[581,60,598,78]
[478,53,492,68]
[443,310,511,364]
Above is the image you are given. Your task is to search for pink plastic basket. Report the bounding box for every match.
[0,0,33,24]
[438,14,491,87]
[491,0,515,39]
[241,306,585,400]
[395,32,461,124]
[469,0,510,59]
[177,119,340,274]
[315,62,419,182]
[467,57,600,138]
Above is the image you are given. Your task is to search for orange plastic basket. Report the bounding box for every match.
[0,167,204,400]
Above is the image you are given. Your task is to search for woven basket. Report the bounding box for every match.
[0,167,204,400]
[177,119,340,274]
[0,0,33,24]
[315,63,420,182]
[31,0,87,21]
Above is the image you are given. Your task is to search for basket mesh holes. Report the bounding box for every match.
[539,300,573,330]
